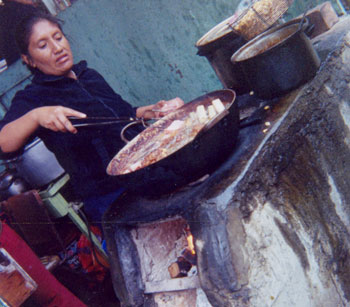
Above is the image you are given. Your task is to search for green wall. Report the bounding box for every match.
[0,0,345,113]
[62,0,238,106]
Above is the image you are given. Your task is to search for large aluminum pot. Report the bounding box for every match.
[195,15,248,94]
[230,18,320,99]
[11,138,65,188]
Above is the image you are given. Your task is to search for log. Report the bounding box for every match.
[168,257,192,278]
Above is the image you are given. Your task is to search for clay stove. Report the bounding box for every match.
[103,16,350,307]
[102,93,270,306]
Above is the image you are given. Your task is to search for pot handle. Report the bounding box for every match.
[298,4,313,32]
[304,23,315,37]
[120,119,150,144]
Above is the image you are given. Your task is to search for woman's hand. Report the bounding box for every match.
[0,106,86,153]
[153,97,185,117]
[30,106,86,134]
[136,97,185,119]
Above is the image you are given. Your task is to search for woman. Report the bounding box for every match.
[0,12,184,217]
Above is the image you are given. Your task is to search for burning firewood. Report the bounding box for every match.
[181,247,197,265]
[168,256,192,278]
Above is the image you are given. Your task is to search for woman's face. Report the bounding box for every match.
[23,19,74,76]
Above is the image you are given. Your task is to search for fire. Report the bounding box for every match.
[186,233,196,255]
[168,226,197,279]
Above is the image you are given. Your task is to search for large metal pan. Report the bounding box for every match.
[107,90,239,196]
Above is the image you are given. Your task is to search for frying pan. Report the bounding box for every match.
[106,89,239,196]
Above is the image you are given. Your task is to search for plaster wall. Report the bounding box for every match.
[1,0,241,111]
[0,0,342,112]
[41,0,345,106]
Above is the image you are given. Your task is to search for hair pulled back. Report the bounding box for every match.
[15,11,64,56]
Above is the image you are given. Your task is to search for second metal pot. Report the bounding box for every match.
[7,138,65,188]
[230,18,321,99]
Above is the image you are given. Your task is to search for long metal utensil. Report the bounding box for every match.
[69,116,153,128]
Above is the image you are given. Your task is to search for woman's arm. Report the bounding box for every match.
[8,0,37,5]
[0,106,86,153]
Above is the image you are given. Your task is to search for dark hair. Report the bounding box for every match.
[15,11,64,56]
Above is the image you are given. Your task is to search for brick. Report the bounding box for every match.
[299,1,339,38]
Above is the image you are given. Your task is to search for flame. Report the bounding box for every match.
[186,234,196,255]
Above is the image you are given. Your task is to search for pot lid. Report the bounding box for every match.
[229,0,294,40]
[196,0,293,48]
[195,14,241,47]
[23,137,42,151]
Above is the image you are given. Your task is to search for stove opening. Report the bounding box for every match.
[129,216,212,306]
[131,217,196,290]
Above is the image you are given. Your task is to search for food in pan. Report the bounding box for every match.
[107,98,228,175]
[212,98,226,113]
[207,105,216,119]
[196,105,208,123]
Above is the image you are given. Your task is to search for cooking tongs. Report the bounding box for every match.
[69,116,151,128]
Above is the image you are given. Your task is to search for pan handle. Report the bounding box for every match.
[120,119,150,144]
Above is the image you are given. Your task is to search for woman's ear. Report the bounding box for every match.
[21,54,36,68]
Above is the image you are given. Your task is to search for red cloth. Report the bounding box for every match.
[0,221,86,307]
[77,226,108,282]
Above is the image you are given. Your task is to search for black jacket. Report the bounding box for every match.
[0,61,142,199]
